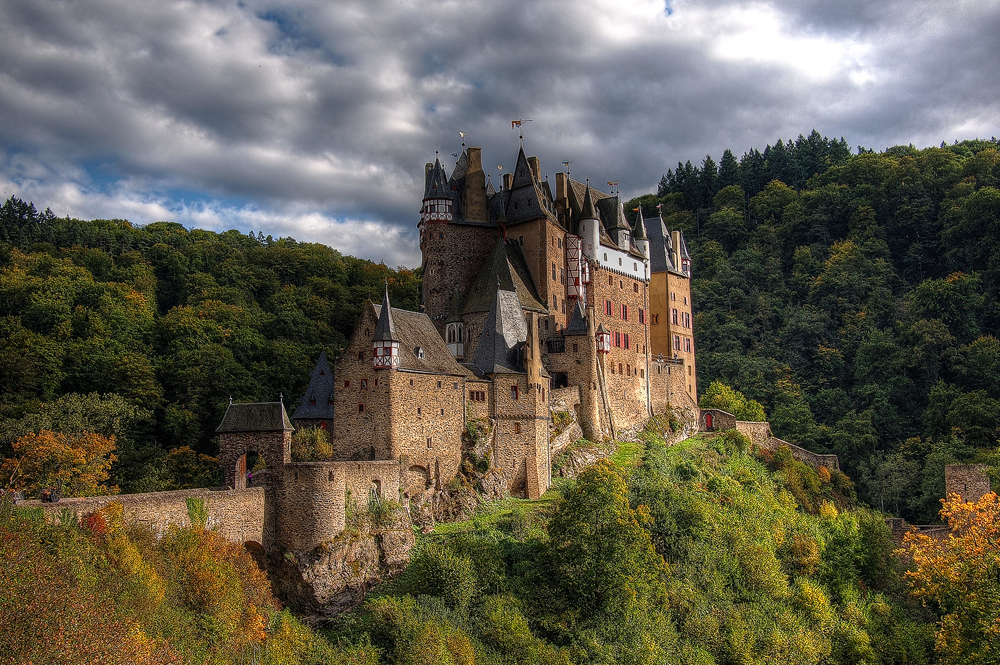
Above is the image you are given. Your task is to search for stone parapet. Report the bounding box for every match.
[24,487,266,545]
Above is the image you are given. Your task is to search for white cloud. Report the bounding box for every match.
[1,0,998,266]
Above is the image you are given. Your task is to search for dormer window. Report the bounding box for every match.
[414,346,424,359]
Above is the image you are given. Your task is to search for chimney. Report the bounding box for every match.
[527,156,541,182]
[467,147,482,173]
[671,230,681,270]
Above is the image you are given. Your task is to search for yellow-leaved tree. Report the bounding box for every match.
[1,429,118,497]
[904,491,1000,664]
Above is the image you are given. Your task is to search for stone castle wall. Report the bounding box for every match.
[219,430,291,489]
[590,262,652,432]
[26,487,266,544]
[699,410,840,472]
[945,464,991,503]
[388,371,465,490]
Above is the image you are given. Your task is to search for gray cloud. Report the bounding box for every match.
[1,0,998,267]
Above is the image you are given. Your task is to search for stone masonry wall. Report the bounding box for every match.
[734,421,772,447]
[700,409,737,432]
[945,464,991,503]
[219,430,291,489]
[590,262,651,432]
[277,463,346,551]
[421,222,497,335]
[27,487,266,545]
[389,371,465,490]
[332,304,389,460]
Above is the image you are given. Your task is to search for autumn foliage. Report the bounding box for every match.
[1,429,118,498]
[0,500,372,665]
[904,491,1000,664]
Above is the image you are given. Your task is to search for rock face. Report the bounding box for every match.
[268,511,415,617]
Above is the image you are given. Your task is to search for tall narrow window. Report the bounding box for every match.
[511,385,519,400]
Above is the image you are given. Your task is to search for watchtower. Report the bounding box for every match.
[216,400,294,489]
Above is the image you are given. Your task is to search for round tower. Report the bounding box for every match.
[579,185,600,259]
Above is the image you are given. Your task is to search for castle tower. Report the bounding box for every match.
[216,400,294,489]
[632,206,649,259]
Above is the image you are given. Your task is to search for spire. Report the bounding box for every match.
[373,284,399,342]
[632,210,647,241]
[423,156,450,199]
[581,185,598,221]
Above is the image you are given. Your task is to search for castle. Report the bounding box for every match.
[30,144,702,558]
[213,143,699,523]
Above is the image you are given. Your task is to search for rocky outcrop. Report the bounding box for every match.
[268,511,415,618]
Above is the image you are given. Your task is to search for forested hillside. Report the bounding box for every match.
[627,133,1000,522]
[0,199,419,492]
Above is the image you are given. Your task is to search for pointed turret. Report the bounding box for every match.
[372,285,401,369]
[678,231,692,276]
[633,206,649,258]
[421,156,454,225]
[579,186,600,258]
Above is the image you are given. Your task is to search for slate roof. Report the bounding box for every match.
[217,401,294,433]
[293,351,335,420]
[371,303,472,377]
[646,212,687,274]
[564,300,589,336]
[471,289,528,375]
[632,205,647,241]
[373,285,400,341]
[490,148,558,227]
[461,238,548,315]
[423,157,450,200]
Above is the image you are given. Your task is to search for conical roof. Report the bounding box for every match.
[373,285,400,341]
[564,300,589,336]
[633,206,648,241]
[423,157,450,199]
[581,186,598,221]
[293,351,336,420]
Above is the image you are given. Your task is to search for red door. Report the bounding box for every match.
[705,413,714,430]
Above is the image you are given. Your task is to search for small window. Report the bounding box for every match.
[417,407,422,414]
[619,258,622,266]
[640,369,644,378]
[358,403,364,413]
[604,253,608,261]
[573,343,578,353]
[633,283,638,292]
[558,237,563,249]
[415,347,424,359]
[328,398,334,405]
[358,350,364,360]
[440,408,445,415]
[619,362,623,374]
[310,397,316,406]
[511,385,519,400]
[514,422,521,434]
[427,437,433,449]
[453,382,458,389]
[639,309,645,324]
[344,380,350,388]
[519,236,524,245]
[409,378,414,386]
[437,380,442,388]
[361,379,367,389]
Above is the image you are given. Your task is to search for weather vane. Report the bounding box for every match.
[562,160,572,177]
[511,119,532,147]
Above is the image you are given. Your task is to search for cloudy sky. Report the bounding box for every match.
[2,0,998,267]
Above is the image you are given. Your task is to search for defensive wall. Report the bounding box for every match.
[24,486,266,545]
[699,409,840,472]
